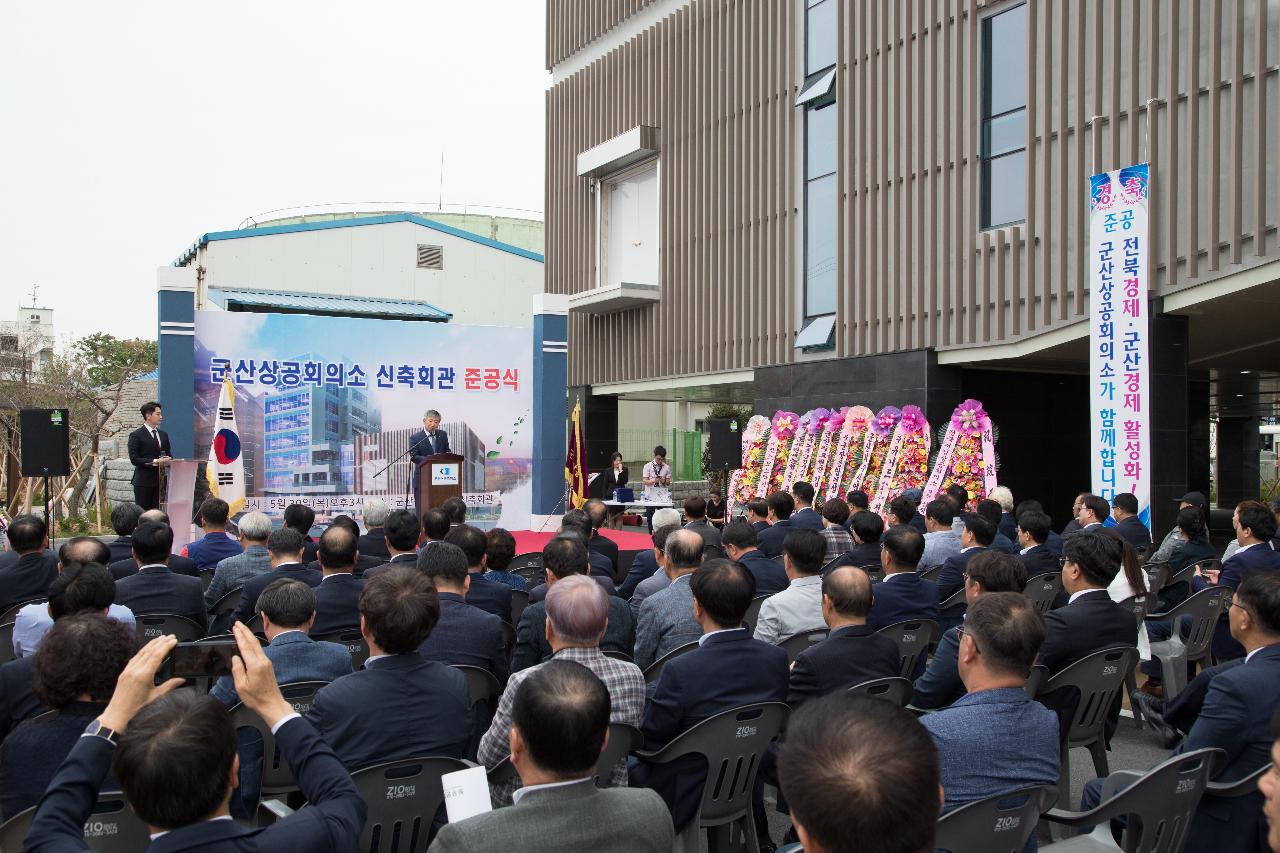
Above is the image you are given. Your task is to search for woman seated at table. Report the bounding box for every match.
[706,490,727,528]
[601,452,629,528]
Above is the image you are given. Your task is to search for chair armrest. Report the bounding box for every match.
[1100,770,1143,800]
[257,799,295,825]
[486,757,519,785]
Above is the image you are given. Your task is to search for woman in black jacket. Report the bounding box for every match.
[600,452,629,528]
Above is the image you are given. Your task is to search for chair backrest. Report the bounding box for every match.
[134,613,206,642]
[0,791,154,852]
[595,722,643,787]
[499,621,516,658]
[509,553,544,588]
[199,570,215,592]
[1117,592,1153,628]
[230,681,331,793]
[939,587,968,612]
[1135,543,1153,564]
[846,676,913,707]
[776,628,830,663]
[858,564,885,583]
[1146,585,1230,662]
[1035,646,1139,747]
[312,626,370,669]
[642,639,701,684]
[451,664,501,712]
[245,613,264,636]
[1022,572,1062,614]
[351,756,472,853]
[637,702,789,826]
[742,594,771,632]
[0,622,15,665]
[875,619,940,679]
[509,588,529,626]
[919,564,945,582]
[1166,558,1217,589]
[1205,762,1270,797]
[0,597,45,626]
[934,786,1055,853]
[602,649,634,663]
[209,585,244,617]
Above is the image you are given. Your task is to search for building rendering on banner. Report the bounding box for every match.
[546,0,1279,532]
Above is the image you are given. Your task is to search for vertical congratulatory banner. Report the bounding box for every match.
[1089,163,1152,527]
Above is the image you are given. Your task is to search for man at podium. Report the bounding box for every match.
[409,409,452,520]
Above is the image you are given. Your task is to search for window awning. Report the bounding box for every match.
[215,288,452,322]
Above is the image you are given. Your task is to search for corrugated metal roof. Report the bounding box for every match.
[220,289,451,321]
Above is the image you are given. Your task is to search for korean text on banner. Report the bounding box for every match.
[1088,164,1152,528]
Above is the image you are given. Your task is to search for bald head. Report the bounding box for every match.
[139,509,169,526]
[58,536,111,569]
[545,574,609,647]
[822,566,874,626]
[664,529,704,573]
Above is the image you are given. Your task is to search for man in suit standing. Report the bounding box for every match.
[721,520,789,596]
[631,560,789,832]
[0,515,57,613]
[1016,509,1061,577]
[232,528,321,626]
[357,498,391,560]
[114,522,206,626]
[756,492,796,559]
[442,660,670,852]
[867,527,938,631]
[204,511,273,630]
[126,401,171,510]
[310,526,366,636]
[747,499,771,535]
[922,592,1059,850]
[444,525,514,623]
[408,409,451,521]
[632,530,706,669]
[1110,492,1152,549]
[682,496,722,552]
[935,513,995,631]
[183,498,243,574]
[920,499,962,568]
[363,509,421,579]
[106,503,142,564]
[913,551,1027,710]
[753,528,826,644]
[416,542,508,683]
[789,482,825,531]
[23,625,366,852]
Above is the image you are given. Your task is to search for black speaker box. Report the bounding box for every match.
[19,409,70,476]
[707,418,744,470]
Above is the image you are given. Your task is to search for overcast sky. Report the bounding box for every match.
[0,1,548,344]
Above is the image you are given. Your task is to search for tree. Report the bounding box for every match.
[74,334,158,388]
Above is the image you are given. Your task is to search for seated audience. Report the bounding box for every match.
[439,661,671,852]
[837,510,885,569]
[1111,492,1153,548]
[778,692,940,853]
[416,542,508,683]
[482,528,529,592]
[357,498,391,560]
[818,498,855,564]
[109,508,199,579]
[946,484,972,517]
[1060,491,1090,537]
[442,495,468,528]
[305,515,383,578]
[0,613,138,820]
[756,491,796,558]
[305,567,472,769]
[846,489,870,513]
[1200,500,1280,660]
[747,499,771,535]
[633,530,705,669]
[1150,492,1208,563]
[1161,505,1218,608]
[481,575,644,805]
[363,509,421,577]
[1104,531,1150,662]
[1262,719,1280,853]
[309,526,366,636]
[913,551,1027,710]
[721,519,789,596]
[1068,493,1110,535]
[182,497,243,572]
[682,496,722,553]
[0,514,58,613]
[936,513,996,631]
[14,539,134,658]
[583,500,621,574]
[1015,500,1065,556]
[990,485,1018,542]
[232,528,321,625]
[886,495,918,532]
[284,502,320,562]
[1016,509,1060,577]
[753,529,826,644]
[629,523,682,615]
[529,517,615,601]
[619,508,681,600]
[867,527,938,631]
[922,593,1058,853]
[445,524,516,622]
[789,482,824,531]
[420,508,451,546]
[514,537,635,672]
[106,502,143,564]
[204,511,273,630]
[976,498,1019,554]
[920,499,961,568]
[115,522,207,627]
[23,625,366,850]
[631,559,788,831]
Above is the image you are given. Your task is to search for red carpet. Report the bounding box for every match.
[510,528,652,556]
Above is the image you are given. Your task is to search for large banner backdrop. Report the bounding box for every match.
[193,311,532,530]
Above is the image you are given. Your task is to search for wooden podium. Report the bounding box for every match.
[415,453,465,520]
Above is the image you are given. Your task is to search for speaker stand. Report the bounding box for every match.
[41,471,54,546]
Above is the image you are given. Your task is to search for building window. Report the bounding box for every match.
[799,0,837,346]
[599,160,659,290]
[980,3,1028,229]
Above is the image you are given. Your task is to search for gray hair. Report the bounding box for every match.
[237,512,272,542]
[545,575,609,646]
[423,409,441,420]
[989,486,1014,512]
[363,498,390,527]
[652,507,681,529]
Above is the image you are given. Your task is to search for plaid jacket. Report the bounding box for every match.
[479,646,645,806]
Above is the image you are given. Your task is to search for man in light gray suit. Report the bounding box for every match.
[430,660,673,853]
[633,529,704,669]
[203,511,273,632]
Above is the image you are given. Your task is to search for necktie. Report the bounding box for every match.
[151,429,159,447]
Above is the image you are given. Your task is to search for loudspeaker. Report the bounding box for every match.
[19,409,70,476]
[707,418,744,471]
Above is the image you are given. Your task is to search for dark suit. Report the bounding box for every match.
[1161,539,1218,610]
[935,547,987,630]
[738,549,789,596]
[127,424,170,510]
[106,536,134,565]
[830,541,882,569]
[310,573,365,636]
[990,533,1019,555]
[306,652,472,771]
[0,655,44,740]
[408,428,451,518]
[305,555,382,579]
[512,599,635,672]
[911,626,965,710]
[998,511,1018,542]
[529,571,615,604]
[301,538,319,564]
[600,466,629,495]
[867,572,939,631]
[113,565,206,626]
[363,552,419,579]
[787,624,900,709]
[1204,543,1280,660]
[909,513,928,535]
[0,552,57,613]
[417,592,508,683]
[233,564,322,625]
[789,507,824,531]
[465,572,513,624]
[632,629,789,831]
[1114,515,1153,548]
[357,527,389,560]
[589,531,620,578]
[0,700,108,821]
[21,716,365,852]
[1044,529,1065,556]
[751,520,770,536]
[684,520,722,551]
[1019,544,1060,577]
[619,549,659,599]
[756,519,793,559]
[109,553,198,581]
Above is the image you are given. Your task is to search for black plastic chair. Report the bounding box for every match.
[0,621,16,665]
[602,649,634,663]
[935,786,1056,853]
[858,564,885,583]
[1030,645,1139,810]
[509,588,529,626]
[312,626,370,670]
[939,587,967,613]
[0,596,46,626]
[742,594,771,632]
[200,570,216,592]
[207,585,244,633]
[1205,762,1269,797]
[499,621,516,659]
[1144,585,1230,701]
[775,627,830,663]
[1039,747,1222,852]
[595,722,643,787]
[0,790,153,852]
[633,702,790,853]
[509,553,544,589]
[134,613,206,642]
[875,619,940,679]
[1116,591,1155,728]
[1134,543,1153,564]
[919,564,945,582]
[846,675,913,707]
[1023,573,1063,614]
[230,681,331,799]
[350,755,473,853]
[451,664,501,759]
[642,639,700,684]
